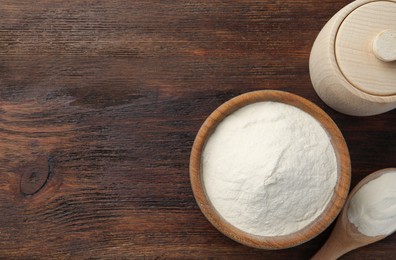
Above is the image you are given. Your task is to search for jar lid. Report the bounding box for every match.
[335,1,396,96]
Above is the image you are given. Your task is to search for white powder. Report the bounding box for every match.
[348,170,396,237]
[202,102,337,236]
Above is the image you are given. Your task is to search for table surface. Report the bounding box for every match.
[0,0,395,259]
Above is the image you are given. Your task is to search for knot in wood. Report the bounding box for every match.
[20,156,53,196]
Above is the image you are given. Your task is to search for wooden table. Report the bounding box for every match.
[0,1,395,259]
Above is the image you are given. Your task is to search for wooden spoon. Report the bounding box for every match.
[312,168,396,259]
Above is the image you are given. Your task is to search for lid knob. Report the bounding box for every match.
[373,29,396,62]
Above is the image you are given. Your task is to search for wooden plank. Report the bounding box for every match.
[0,0,395,258]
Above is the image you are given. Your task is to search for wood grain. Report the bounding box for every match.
[190,90,350,249]
[0,0,395,259]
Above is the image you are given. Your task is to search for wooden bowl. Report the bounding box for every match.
[189,90,351,249]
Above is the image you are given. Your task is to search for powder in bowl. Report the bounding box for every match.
[202,101,337,237]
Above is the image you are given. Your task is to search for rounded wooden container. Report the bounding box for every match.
[190,90,351,249]
[309,0,396,116]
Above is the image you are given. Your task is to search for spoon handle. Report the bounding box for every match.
[312,218,360,260]
[312,231,355,260]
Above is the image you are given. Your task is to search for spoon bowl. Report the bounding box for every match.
[312,168,396,259]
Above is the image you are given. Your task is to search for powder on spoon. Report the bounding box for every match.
[348,170,396,237]
[202,101,337,236]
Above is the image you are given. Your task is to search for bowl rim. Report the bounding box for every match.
[189,90,351,249]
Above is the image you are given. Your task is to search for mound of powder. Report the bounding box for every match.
[348,170,396,237]
[202,101,337,236]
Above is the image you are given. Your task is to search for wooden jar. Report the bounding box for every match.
[309,0,396,116]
